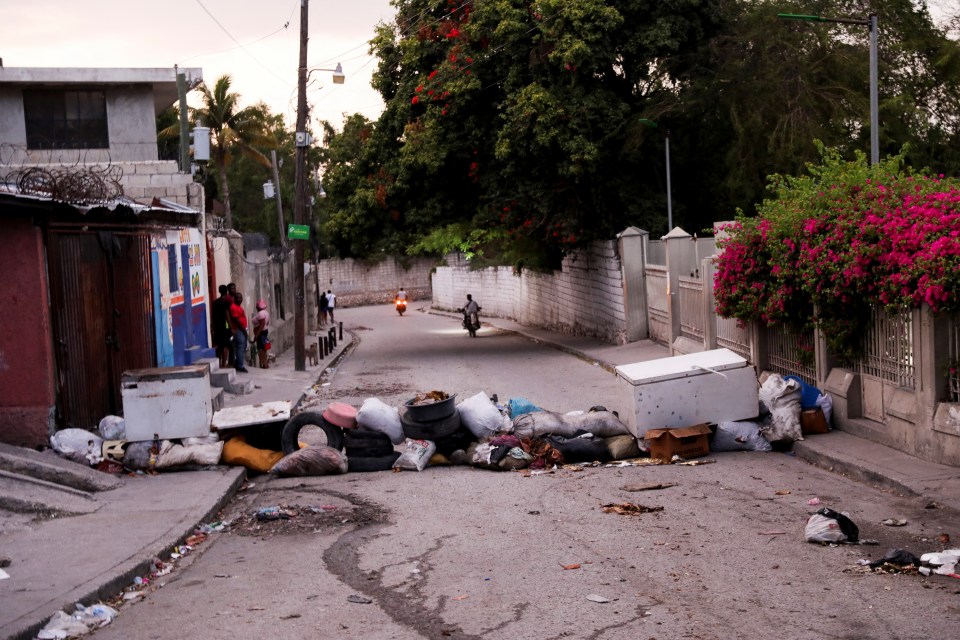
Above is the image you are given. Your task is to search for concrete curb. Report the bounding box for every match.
[5,467,246,640]
[793,441,921,499]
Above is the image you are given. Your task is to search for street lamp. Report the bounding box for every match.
[638,118,673,233]
[778,12,879,165]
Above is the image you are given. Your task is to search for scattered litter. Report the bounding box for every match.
[601,503,664,516]
[586,594,612,603]
[452,595,469,601]
[807,497,821,506]
[758,531,786,536]
[280,613,302,619]
[621,482,675,492]
[560,563,581,570]
[37,603,119,639]
[675,458,715,466]
[256,506,293,521]
[881,518,907,527]
[528,510,541,515]
[774,489,791,495]
[347,595,373,604]
[940,533,951,544]
[805,508,859,544]
[867,549,922,570]
[0,569,9,580]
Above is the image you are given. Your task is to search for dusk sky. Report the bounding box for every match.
[0,0,396,134]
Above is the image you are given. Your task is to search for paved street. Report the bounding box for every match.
[90,304,960,640]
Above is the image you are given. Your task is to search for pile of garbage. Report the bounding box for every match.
[710,372,834,453]
[231,391,645,477]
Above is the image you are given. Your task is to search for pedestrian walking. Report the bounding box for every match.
[319,287,329,327]
[252,299,271,369]
[212,285,234,368]
[326,289,337,323]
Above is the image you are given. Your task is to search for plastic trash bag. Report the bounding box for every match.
[815,393,833,427]
[499,447,533,470]
[605,435,642,460]
[97,415,126,441]
[712,421,773,452]
[805,507,859,543]
[544,434,611,463]
[357,397,404,444]
[37,602,118,639]
[458,392,508,439]
[392,438,437,471]
[50,429,104,466]
[512,411,630,439]
[757,374,803,443]
[270,445,348,477]
[507,397,542,418]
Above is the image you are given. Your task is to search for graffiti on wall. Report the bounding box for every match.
[151,228,210,366]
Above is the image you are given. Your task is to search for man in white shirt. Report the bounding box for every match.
[326,290,337,322]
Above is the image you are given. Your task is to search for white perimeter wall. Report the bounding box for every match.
[432,241,627,344]
[314,256,438,304]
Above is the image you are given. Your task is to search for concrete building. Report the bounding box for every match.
[0,67,214,446]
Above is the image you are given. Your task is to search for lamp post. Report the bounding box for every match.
[292,0,344,371]
[778,12,879,165]
[638,118,673,233]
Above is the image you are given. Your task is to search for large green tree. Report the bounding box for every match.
[321,0,960,265]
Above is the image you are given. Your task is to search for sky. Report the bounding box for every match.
[0,0,396,133]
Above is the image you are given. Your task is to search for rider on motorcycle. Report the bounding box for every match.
[463,294,480,327]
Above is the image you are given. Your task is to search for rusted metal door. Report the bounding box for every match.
[47,229,155,428]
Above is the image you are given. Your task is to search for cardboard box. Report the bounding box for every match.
[800,408,829,435]
[644,424,711,462]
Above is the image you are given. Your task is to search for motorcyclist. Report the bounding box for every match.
[463,294,480,327]
[396,287,408,302]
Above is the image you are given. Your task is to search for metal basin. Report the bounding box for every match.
[404,394,457,422]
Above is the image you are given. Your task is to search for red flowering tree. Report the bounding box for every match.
[715,145,960,362]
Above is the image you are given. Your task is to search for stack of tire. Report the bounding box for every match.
[280,402,399,472]
[401,395,462,441]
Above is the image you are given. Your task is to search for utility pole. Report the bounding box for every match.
[293,0,309,371]
[175,65,190,173]
[270,149,287,248]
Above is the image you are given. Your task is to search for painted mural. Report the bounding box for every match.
[150,228,210,366]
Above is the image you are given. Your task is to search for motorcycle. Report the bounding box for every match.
[458,306,481,337]
[395,298,407,316]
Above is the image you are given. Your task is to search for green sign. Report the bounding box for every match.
[287,224,310,240]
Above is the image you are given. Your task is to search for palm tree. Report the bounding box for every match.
[193,75,276,229]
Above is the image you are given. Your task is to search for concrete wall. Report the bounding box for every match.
[0,217,56,446]
[432,241,627,344]
[313,256,439,306]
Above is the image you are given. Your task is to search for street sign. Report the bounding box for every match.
[287,224,310,240]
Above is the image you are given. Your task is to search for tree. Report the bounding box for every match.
[193,75,276,229]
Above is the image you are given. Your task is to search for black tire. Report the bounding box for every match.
[400,410,461,440]
[344,428,393,445]
[345,439,396,457]
[281,412,344,455]
[348,451,401,473]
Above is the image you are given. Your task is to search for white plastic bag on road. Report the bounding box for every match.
[357,397,404,444]
[392,439,437,472]
[757,374,803,443]
[50,429,104,466]
[97,415,126,440]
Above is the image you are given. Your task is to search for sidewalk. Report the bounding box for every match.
[476,312,960,517]
[3,312,958,639]
[0,329,354,640]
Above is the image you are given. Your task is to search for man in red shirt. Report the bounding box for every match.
[229,292,250,372]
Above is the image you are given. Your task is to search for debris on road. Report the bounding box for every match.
[601,503,664,516]
[621,482,676,492]
[881,518,908,527]
[586,594,612,603]
[347,595,373,604]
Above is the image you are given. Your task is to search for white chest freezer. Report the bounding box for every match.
[121,365,213,442]
[615,348,759,437]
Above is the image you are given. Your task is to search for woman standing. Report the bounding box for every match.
[252,299,271,369]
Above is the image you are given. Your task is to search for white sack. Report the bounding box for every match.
[458,392,505,439]
[757,374,803,443]
[357,397,404,444]
[155,440,224,469]
[712,421,772,452]
[392,439,437,472]
[512,411,630,440]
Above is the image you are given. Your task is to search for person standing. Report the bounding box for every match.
[211,285,234,368]
[252,299,271,369]
[229,292,250,372]
[326,289,337,323]
[318,287,329,327]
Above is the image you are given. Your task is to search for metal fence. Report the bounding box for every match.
[678,275,704,342]
[717,316,750,361]
[767,324,817,384]
[859,308,915,389]
[645,265,670,345]
[949,313,960,402]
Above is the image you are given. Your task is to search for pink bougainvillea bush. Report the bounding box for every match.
[715,145,960,362]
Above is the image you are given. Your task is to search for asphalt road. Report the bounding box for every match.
[92,304,960,640]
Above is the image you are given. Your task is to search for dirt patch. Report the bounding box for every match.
[226,501,387,537]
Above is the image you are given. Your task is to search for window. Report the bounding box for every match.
[23,89,109,149]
